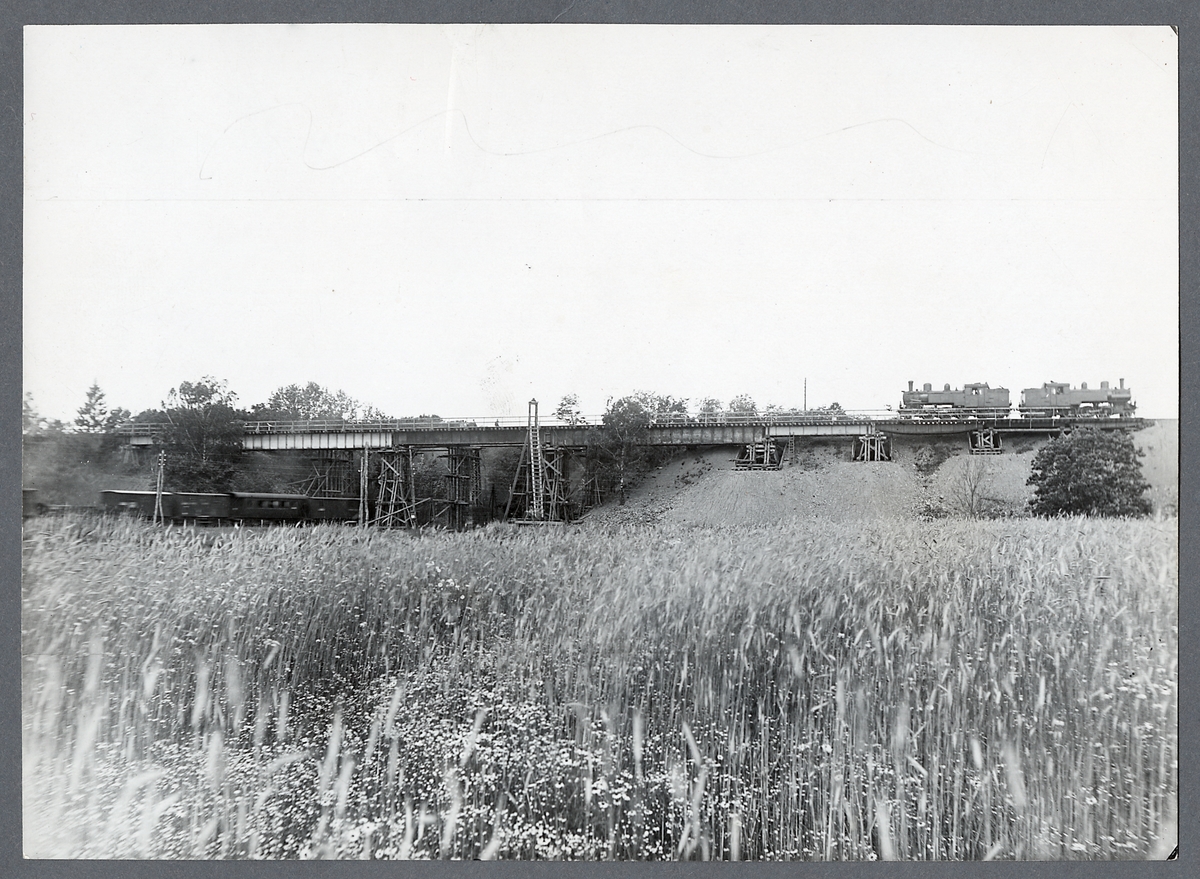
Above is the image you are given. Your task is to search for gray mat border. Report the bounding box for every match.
[1,3,1191,878]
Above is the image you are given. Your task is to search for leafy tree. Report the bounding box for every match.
[727,394,758,417]
[103,407,132,433]
[168,377,238,411]
[553,394,586,426]
[643,393,689,425]
[592,392,687,500]
[160,377,245,492]
[600,395,652,463]
[358,404,390,421]
[22,392,37,435]
[697,397,723,422]
[256,382,354,420]
[252,382,389,421]
[23,393,62,436]
[1027,428,1152,517]
[947,456,997,519]
[74,382,109,432]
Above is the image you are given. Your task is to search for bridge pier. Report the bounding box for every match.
[290,451,355,497]
[506,445,571,522]
[735,439,784,470]
[968,428,1003,455]
[853,431,891,462]
[373,447,417,529]
[439,446,483,529]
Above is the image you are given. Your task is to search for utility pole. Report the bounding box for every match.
[153,451,166,525]
[359,446,369,525]
[804,377,807,413]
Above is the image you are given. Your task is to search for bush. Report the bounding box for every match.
[1027,428,1151,517]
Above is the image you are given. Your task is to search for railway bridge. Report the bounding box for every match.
[114,405,1146,526]
[118,409,1138,451]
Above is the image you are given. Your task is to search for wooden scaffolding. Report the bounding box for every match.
[436,446,482,529]
[505,399,570,522]
[288,452,354,497]
[784,435,798,465]
[853,431,891,462]
[372,447,417,529]
[734,439,784,470]
[968,428,1003,455]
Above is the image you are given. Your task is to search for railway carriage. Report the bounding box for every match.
[22,489,47,518]
[100,489,172,518]
[98,489,358,525]
[229,492,308,522]
[306,495,360,521]
[175,492,232,522]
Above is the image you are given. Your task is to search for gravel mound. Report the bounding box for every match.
[584,443,929,527]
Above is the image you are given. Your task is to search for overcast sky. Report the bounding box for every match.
[24,24,1178,421]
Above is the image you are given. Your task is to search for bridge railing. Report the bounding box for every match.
[113,422,165,437]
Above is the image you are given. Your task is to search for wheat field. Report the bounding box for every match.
[21,513,1177,860]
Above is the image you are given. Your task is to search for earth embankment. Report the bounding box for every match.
[584,419,1177,527]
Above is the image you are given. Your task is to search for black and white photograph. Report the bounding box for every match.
[19,23,1178,860]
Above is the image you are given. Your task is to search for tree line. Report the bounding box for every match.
[23,379,397,494]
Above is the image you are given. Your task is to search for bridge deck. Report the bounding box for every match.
[117,413,1146,450]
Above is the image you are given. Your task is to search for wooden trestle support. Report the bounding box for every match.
[437,446,483,529]
[288,452,354,498]
[853,431,891,462]
[968,428,1003,455]
[505,399,570,522]
[735,439,784,470]
[371,447,418,529]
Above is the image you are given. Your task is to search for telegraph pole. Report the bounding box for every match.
[359,446,369,526]
[153,451,166,525]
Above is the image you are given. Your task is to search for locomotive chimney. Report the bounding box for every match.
[908,380,913,392]
[1120,378,1125,389]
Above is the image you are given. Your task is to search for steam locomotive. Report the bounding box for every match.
[1018,380,1134,416]
[901,382,1011,411]
[99,490,359,524]
[901,379,1135,417]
